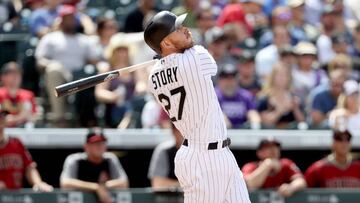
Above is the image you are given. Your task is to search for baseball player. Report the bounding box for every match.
[144,11,251,203]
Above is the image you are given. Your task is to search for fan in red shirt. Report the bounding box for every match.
[241,138,306,197]
[305,130,360,188]
[0,62,37,127]
[0,108,52,191]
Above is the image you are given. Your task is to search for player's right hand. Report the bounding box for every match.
[264,158,281,173]
[96,184,112,203]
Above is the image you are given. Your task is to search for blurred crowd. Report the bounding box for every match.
[0,0,359,132]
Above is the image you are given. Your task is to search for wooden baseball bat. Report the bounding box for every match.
[54,59,157,97]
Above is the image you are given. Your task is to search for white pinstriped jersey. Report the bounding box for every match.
[148,45,227,143]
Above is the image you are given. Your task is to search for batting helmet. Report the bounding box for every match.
[144,11,187,54]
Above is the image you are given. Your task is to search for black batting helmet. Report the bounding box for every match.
[144,11,187,54]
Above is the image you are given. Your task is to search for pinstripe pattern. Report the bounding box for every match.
[149,45,250,203]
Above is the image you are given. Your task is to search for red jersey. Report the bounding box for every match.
[0,137,35,189]
[305,155,360,188]
[242,158,302,188]
[0,88,37,115]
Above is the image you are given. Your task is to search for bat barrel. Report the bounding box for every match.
[54,59,157,97]
[54,70,120,97]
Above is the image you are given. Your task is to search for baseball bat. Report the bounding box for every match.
[54,59,157,97]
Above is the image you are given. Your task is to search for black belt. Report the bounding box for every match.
[182,138,231,150]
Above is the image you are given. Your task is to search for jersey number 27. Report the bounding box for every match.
[158,86,186,122]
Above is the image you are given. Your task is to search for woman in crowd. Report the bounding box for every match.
[95,34,136,128]
[329,80,360,132]
[91,18,119,60]
[257,62,305,129]
[328,54,359,81]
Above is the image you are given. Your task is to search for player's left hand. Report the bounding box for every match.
[33,181,54,192]
[277,183,294,198]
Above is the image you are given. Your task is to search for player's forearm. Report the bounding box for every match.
[60,178,99,191]
[151,177,180,189]
[245,161,273,189]
[105,179,129,189]
[289,177,307,193]
[26,166,43,185]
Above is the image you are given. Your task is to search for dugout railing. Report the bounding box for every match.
[0,188,359,203]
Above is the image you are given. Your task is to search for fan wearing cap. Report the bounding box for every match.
[287,0,319,44]
[233,50,262,95]
[144,11,251,202]
[292,41,328,102]
[35,4,100,125]
[0,108,53,191]
[305,130,360,188]
[242,138,306,197]
[205,27,236,72]
[60,128,128,203]
[215,63,261,129]
[0,62,37,127]
[329,80,360,132]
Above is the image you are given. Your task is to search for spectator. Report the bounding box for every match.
[216,3,252,35]
[292,42,328,102]
[310,69,347,128]
[123,0,155,33]
[172,0,199,28]
[234,50,261,95]
[0,62,37,127]
[148,123,182,190]
[279,44,296,69]
[288,0,319,44]
[305,130,360,188]
[262,0,287,17]
[60,128,129,203]
[255,26,291,83]
[25,0,45,11]
[350,24,360,79]
[242,138,306,197]
[258,6,292,48]
[0,0,18,25]
[316,5,338,66]
[331,32,351,56]
[0,108,53,191]
[305,0,354,27]
[241,0,268,37]
[257,62,305,129]
[35,5,99,126]
[205,27,236,72]
[91,18,119,61]
[96,33,136,128]
[29,0,96,37]
[191,5,216,46]
[29,0,62,37]
[329,80,360,132]
[328,54,359,81]
[215,64,261,129]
